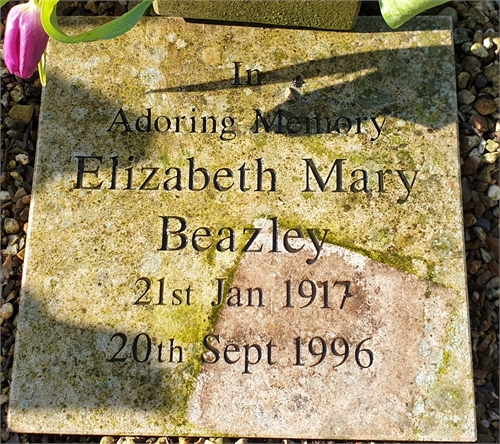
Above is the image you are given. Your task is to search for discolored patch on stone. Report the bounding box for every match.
[190,230,473,440]
[8,17,475,441]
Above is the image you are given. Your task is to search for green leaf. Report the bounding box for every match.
[40,0,153,43]
[0,0,9,8]
[379,0,449,29]
[38,51,47,86]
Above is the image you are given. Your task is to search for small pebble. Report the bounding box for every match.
[462,156,480,175]
[117,438,136,444]
[477,163,497,183]
[484,28,498,39]
[0,303,14,320]
[464,7,490,25]
[461,42,473,54]
[457,89,476,105]
[482,249,495,263]
[460,135,481,153]
[457,71,470,89]
[10,89,25,103]
[490,411,500,421]
[3,218,20,234]
[7,130,24,141]
[8,105,33,125]
[9,171,23,182]
[483,152,499,163]
[464,212,477,227]
[3,118,24,131]
[487,184,500,200]
[469,260,482,274]
[14,188,27,201]
[481,419,491,429]
[475,218,492,232]
[474,73,489,89]
[3,244,18,256]
[471,43,489,58]
[473,226,487,241]
[483,63,498,82]
[461,55,482,73]
[462,177,472,203]
[0,191,11,202]
[19,207,29,222]
[97,0,114,14]
[15,154,30,165]
[476,404,486,417]
[489,260,499,276]
[470,114,488,133]
[453,27,472,44]
[465,228,472,242]
[99,437,115,444]
[487,238,499,259]
[20,195,31,205]
[485,139,499,152]
[473,30,484,44]
[84,0,98,14]
[474,98,497,115]
[438,6,458,24]
[486,276,500,289]
[483,37,495,50]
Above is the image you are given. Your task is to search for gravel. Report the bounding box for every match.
[1,1,499,443]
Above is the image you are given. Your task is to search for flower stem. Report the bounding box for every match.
[38,51,47,86]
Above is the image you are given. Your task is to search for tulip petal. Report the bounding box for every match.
[18,2,49,78]
[4,0,49,79]
[4,3,25,77]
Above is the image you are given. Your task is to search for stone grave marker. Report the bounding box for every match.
[9,17,476,441]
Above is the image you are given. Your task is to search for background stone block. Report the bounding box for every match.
[153,0,361,30]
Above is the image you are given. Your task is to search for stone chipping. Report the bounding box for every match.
[0,1,498,443]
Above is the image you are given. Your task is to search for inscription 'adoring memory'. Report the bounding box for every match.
[9,17,475,441]
[108,107,387,140]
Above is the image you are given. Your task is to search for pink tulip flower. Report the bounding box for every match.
[4,0,49,79]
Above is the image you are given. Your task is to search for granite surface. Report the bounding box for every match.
[8,17,475,440]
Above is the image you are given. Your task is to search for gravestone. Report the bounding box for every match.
[8,17,476,441]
